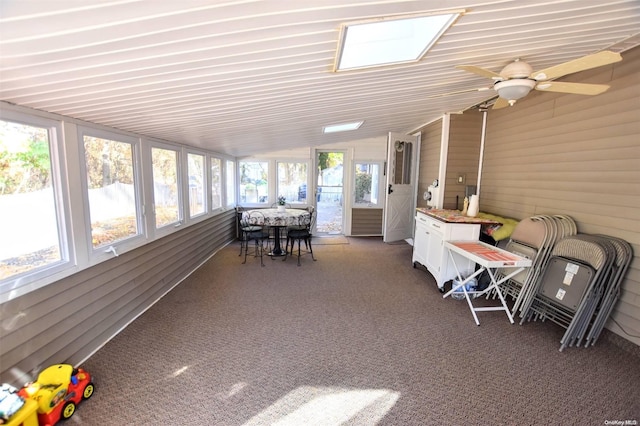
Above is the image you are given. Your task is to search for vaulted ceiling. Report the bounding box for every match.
[1,1,639,157]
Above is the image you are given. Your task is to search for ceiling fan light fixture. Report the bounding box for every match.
[494,79,536,101]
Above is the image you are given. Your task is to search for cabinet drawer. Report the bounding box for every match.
[427,220,444,234]
[415,214,429,225]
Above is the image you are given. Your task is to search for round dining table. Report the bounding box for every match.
[243,208,311,256]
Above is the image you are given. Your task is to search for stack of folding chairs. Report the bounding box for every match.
[491,215,577,317]
[519,233,632,351]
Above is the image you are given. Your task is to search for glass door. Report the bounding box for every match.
[315,151,344,235]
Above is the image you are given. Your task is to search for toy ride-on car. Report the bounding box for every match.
[18,364,94,426]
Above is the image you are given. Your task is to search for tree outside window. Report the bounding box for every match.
[0,119,62,279]
[188,153,205,217]
[226,160,235,206]
[83,135,140,248]
[211,157,222,210]
[152,147,180,228]
[355,162,380,205]
[277,161,308,203]
[239,161,268,204]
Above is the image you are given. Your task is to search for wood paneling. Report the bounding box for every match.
[0,211,236,385]
[351,209,383,235]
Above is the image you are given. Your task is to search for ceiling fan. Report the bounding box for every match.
[456,51,622,109]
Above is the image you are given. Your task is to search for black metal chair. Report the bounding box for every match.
[240,210,269,266]
[283,206,316,266]
[237,206,260,256]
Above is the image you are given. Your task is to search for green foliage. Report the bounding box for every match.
[318,152,342,171]
[0,119,51,194]
[355,171,372,203]
[84,137,134,189]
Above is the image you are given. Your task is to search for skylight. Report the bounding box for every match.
[323,121,363,133]
[334,10,463,71]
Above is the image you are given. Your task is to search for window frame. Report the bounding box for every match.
[276,159,311,207]
[77,126,146,262]
[147,140,184,238]
[0,109,74,302]
[185,149,208,221]
[238,160,270,207]
[353,160,384,208]
[209,155,224,213]
[225,159,236,208]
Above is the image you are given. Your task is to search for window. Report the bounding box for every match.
[0,117,67,282]
[211,157,222,210]
[277,161,308,204]
[239,161,268,204]
[82,132,141,249]
[354,162,382,206]
[225,160,235,206]
[151,146,181,228]
[187,152,205,218]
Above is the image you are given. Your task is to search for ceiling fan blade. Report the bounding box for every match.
[492,97,511,109]
[456,65,501,80]
[535,81,610,95]
[530,51,622,81]
[426,86,492,98]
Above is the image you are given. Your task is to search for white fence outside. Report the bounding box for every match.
[1,182,139,259]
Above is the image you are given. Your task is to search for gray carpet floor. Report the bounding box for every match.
[79,237,640,425]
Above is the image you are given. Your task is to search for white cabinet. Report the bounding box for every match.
[412,211,480,290]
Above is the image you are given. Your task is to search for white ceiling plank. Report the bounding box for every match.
[2,0,639,156]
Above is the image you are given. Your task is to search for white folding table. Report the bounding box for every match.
[442,241,532,325]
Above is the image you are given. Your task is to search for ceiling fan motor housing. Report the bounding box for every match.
[499,60,533,79]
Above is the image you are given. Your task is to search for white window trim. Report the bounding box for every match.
[276,159,311,208]
[208,155,224,213]
[185,149,208,223]
[353,160,385,208]
[0,109,75,303]
[145,139,184,239]
[77,126,146,264]
[224,159,236,208]
[238,159,270,208]
[1,103,240,303]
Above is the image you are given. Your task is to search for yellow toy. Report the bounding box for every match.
[18,364,94,426]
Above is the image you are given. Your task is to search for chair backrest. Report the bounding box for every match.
[240,209,266,228]
[308,207,317,231]
[248,210,265,226]
[236,206,245,235]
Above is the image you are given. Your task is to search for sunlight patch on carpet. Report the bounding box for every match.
[243,386,400,426]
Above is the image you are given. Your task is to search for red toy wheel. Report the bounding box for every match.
[62,401,76,419]
[83,382,95,399]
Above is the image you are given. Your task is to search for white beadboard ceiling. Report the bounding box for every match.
[1,0,639,157]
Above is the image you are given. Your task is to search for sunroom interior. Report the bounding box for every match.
[1,1,639,413]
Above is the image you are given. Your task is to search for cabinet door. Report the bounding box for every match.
[412,221,429,266]
[425,228,443,274]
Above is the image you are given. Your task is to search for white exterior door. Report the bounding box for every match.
[383,132,419,243]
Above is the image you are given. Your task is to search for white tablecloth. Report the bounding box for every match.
[244,208,310,227]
